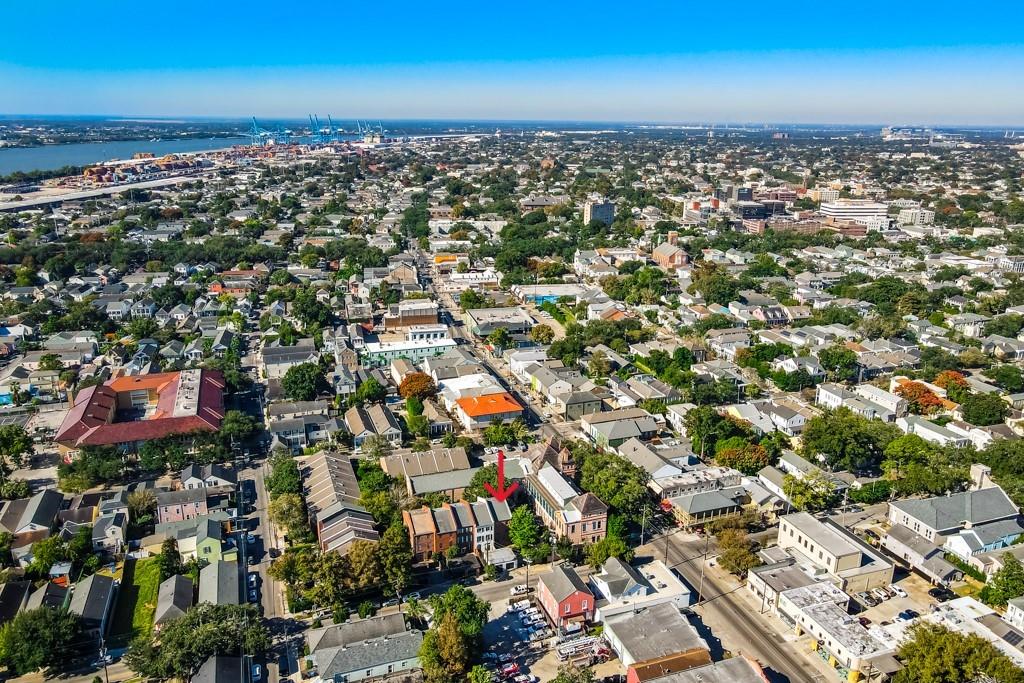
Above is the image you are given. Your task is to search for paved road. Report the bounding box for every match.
[655,532,828,683]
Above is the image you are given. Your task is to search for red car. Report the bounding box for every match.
[501,663,520,677]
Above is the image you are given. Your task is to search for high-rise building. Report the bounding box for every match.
[583,199,615,226]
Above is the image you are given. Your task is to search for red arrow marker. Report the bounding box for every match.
[484,449,519,502]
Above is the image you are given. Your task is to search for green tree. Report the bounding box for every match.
[714,442,770,475]
[961,392,1009,426]
[817,344,859,383]
[37,353,63,372]
[801,407,899,473]
[487,327,512,352]
[586,534,630,568]
[380,522,413,594]
[220,410,256,441]
[159,537,183,580]
[894,622,1024,683]
[783,471,839,512]
[688,262,739,306]
[361,434,395,459]
[530,324,555,344]
[0,607,83,676]
[265,451,302,497]
[420,611,469,683]
[575,445,650,523]
[282,362,326,401]
[468,664,494,683]
[124,603,269,680]
[980,554,1024,608]
[508,505,541,555]
[552,664,597,683]
[462,464,498,502]
[716,528,761,577]
[355,377,388,404]
[0,425,33,480]
[268,493,309,539]
[983,365,1024,392]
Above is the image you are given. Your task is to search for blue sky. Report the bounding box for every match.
[4,1,1024,123]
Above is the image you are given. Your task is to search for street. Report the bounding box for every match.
[650,531,832,683]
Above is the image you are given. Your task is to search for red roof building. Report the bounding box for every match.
[55,369,225,452]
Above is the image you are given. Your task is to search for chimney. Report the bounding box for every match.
[970,463,993,491]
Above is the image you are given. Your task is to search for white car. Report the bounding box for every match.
[890,584,908,598]
[510,584,530,596]
[871,587,890,602]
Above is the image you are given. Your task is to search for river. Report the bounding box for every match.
[0,137,251,175]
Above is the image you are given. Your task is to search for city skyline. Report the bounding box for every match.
[4,0,1024,124]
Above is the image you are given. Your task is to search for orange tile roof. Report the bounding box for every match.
[455,392,523,418]
[107,372,179,392]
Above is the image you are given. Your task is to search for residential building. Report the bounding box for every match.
[154,575,194,630]
[69,573,116,641]
[453,392,524,431]
[581,408,659,448]
[536,565,595,631]
[198,560,240,605]
[156,488,209,525]
[344,404,403,451]
[181,463,236,490]
[524,464,608,545]
[303,451,380,556]
[55,369,226,453]
[305,613,423,683]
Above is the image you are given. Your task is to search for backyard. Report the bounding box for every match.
[109,557,161,645]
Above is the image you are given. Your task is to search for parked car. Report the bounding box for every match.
[889,584,908,598]
[898,609,920,621]
[857,591,878,607]
[858,616,871,627]
[246,533,256,545]
[871,587,890,602]
[248,589,259,603]
[382,598,400,608]
[510,584,530,596]
[406,591,421,601]
[248,573,258,587]
[929,586,955,602]
[251,664,262,681]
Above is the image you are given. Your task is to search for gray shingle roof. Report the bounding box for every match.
[155,574,194,625]
[891,487,1018,533]
[540,565,592,602]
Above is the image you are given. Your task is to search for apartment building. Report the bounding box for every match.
[524,464,608,545]
[402,498,511,562]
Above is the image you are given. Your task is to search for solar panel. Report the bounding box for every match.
[1003,631,1022,646]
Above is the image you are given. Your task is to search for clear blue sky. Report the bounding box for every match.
[4,0,1024,124]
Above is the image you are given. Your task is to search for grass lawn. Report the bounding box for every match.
[954,577,985,599]
[110,557,161,643]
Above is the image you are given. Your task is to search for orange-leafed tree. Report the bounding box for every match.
[399,372,437,400]
[895,381,944,414]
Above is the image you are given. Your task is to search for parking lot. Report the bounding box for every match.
[481,590,622,682]
[852,571,938,627]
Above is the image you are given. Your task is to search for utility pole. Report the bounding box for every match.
[696,533,710,604]
[98,636,110,683]
[640,505,647,547]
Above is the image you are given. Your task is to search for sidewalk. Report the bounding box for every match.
[698,560,838,681]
